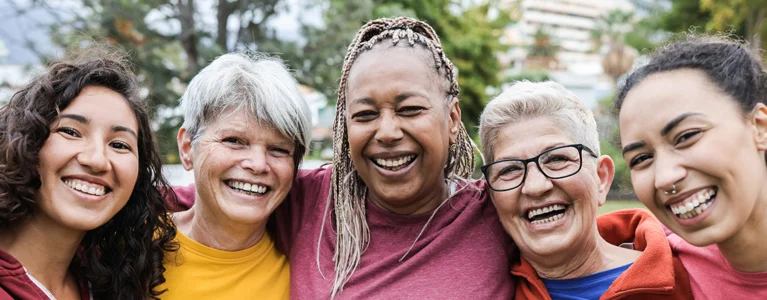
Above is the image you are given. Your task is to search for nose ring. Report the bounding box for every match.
[664,184,677,195]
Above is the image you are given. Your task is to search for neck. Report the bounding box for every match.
[0,213,84,294]
[527,228,640,280]
[175,196,267,251]
[717,191,767,272]
[369,179,450,215]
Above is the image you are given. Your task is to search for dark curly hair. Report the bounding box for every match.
[0,46,178,299]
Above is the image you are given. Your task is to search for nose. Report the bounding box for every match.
[76,140,110,173]
[653,151,687,194]
[241,146,270,175]
[520,162,553,197]
[374,111,404,145]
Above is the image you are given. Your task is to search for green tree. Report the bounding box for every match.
[701,0,767,52]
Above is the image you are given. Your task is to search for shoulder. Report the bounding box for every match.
[294,166,332,188]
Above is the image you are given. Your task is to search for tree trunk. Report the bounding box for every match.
[216,0,239,51]
[177,0,199,75]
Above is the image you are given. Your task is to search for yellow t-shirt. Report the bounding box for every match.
[159,229,289,299]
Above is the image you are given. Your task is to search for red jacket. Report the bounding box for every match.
[0,248,90,300]
[510,209,693,300]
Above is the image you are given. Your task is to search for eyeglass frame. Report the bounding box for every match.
[480,143,598,192]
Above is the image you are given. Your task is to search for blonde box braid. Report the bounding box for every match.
[322,17,475,298]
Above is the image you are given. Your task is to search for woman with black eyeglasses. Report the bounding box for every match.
[479,80,693,299]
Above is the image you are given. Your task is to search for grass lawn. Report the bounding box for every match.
[598,200,647,215]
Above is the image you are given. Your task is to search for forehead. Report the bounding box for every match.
[619,69,741,138]
[346,45,443,97]
[205,108,293,142]
[62,86,138,130]
[494,117,573,159]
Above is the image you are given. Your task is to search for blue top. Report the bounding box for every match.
[541,263,633,300]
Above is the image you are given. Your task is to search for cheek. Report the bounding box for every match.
[490,191,519,216]
[115,155,140,191]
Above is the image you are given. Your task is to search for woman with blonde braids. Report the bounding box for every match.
[173,17,515,298]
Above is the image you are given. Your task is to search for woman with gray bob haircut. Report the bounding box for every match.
[159,52,311,299]
[479,81,692,299]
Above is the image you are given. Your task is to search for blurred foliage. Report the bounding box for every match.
[505,70,551,83]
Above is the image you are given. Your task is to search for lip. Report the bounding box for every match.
[62,174,112,190]
[524,204,571,232]
[62,179,109,202]
[225,178,271,189]
[663,186,712,206]
[521,200,570,218]
[369,156,417,178]
[224,179,271,199]
[669,191,718,227]
[368,150,417,160]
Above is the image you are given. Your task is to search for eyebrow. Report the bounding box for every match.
[61,114,138,139]
[113,126,138,139]
[350,92,427,106]
[621,141,646,156]
[60,113,89,124]
[660,112,702,136]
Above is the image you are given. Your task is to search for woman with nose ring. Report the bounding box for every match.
[618,35,767,298]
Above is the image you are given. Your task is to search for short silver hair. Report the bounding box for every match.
[479,80,600,163]
[180,52,312,155]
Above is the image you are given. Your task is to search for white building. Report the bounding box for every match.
[501,0,634,107]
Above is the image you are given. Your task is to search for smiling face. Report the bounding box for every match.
[345,46,460,213]
[488,116,613,260]
[178,109,295,226]
[619,69,767,246]
[35,85,139,232]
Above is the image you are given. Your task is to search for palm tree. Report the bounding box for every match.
[591,9,637,84]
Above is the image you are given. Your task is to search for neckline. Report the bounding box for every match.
[175,228,273,262]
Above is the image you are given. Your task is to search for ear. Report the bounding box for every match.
[447,97,462,144]
[595,155,615,207]
[751,103,767,151]
[177,127,194,171]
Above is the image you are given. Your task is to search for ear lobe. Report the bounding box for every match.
[177,128,194,171]
[595,155,615,207]
[751,103,767,151]
[447,97,462,144]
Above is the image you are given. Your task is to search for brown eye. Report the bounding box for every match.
[628,153,652,169]
[675,130,701,145]
[351,110,378,121]
[57,127,80,137]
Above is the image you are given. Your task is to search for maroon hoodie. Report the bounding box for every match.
[0,248,90,300]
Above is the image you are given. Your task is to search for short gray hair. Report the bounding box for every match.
[479,80,600,163]
[180,52,312,167]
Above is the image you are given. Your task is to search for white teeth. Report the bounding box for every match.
[375,155,415,169]
[227,181,267,195]
[64,179,107,196]
[669,188,717,218]
[530,210,566,224]
[527,204,567,220]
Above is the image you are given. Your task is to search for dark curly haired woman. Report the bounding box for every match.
[0,46,177,300]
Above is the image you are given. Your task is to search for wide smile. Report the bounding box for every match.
[369,154,417,173]
[667,187,717,222]
[225,180,270,197]
[62,177,111,199]
[525,204,569,225]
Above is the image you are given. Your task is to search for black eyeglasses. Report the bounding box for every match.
[480,144,597,192]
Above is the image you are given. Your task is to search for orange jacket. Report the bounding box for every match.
[510,209,693,300]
